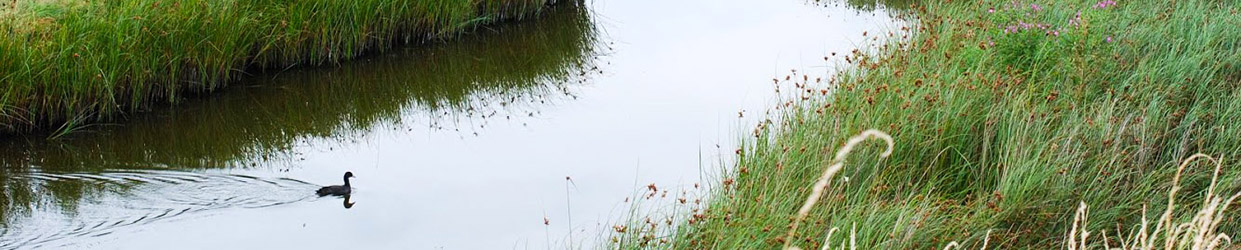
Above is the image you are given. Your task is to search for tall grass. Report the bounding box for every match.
[1065,154,1237,250]
[609,0,1241,248]
[0,0,563,135]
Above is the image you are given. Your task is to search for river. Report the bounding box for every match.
[0,0,900,248]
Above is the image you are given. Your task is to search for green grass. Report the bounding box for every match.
[0,0,563,135]
[609,0,1241,248]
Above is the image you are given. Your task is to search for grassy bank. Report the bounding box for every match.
[611,0,1241,248]
[0,0,563,135]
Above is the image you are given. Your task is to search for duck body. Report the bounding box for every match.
[316,184,350,196]
[317,172,354,196]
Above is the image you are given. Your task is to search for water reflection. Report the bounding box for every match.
[0,1,597,248]
[342,195,355,209]
[1,170,322,249]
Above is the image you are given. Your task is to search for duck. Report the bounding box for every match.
[316,172,355,196]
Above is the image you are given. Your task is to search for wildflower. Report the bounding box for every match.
[1105,36,1113,42]
[1094,0,1116,8]
[1053,30,1060,36]
[1030,3,1042,11]
[988,8,995,13]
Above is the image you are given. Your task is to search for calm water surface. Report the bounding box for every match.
[0,0,899,248]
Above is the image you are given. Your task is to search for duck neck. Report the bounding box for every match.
[343,177,351,187]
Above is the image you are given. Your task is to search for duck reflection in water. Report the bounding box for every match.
[342,194,355,209]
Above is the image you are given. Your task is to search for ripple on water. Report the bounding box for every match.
[0,170,324,249]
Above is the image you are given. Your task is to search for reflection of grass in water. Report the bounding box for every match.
[0,0,598,232]
[610,0,1241,248]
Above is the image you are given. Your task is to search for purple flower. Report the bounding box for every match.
[1005,25,1019,33]
[1031,3,1042,11]
[1105,36,1113,42]
[988,8,995,13]
[1094,0,1117,8]
[1053,30,1060,36]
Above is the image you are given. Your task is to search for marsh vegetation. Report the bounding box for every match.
[0,0,562,135]
[609,0,1241,248]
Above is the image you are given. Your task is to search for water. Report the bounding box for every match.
[0,0,900,248]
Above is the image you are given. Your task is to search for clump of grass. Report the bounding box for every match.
[680,128,1238,250]
[794,154,1241,250]
[0,0,566,135]
[1067,154,1239,250]
[604,179,714,248]
[611,0,1241,248]
[785,129,893,250]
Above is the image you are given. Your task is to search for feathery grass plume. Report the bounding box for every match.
[820,226,842,250]
[785,129,893,250]
[1068,154,1239,250]
[1069,201,1091,250]
[942,229,991,250]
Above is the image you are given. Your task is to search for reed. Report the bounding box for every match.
[609,0,1241,248]
[784,129,892,250]
[0,0,563,135]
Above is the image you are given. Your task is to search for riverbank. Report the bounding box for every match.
[612,0,1240,248]
[0,0,563,136]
